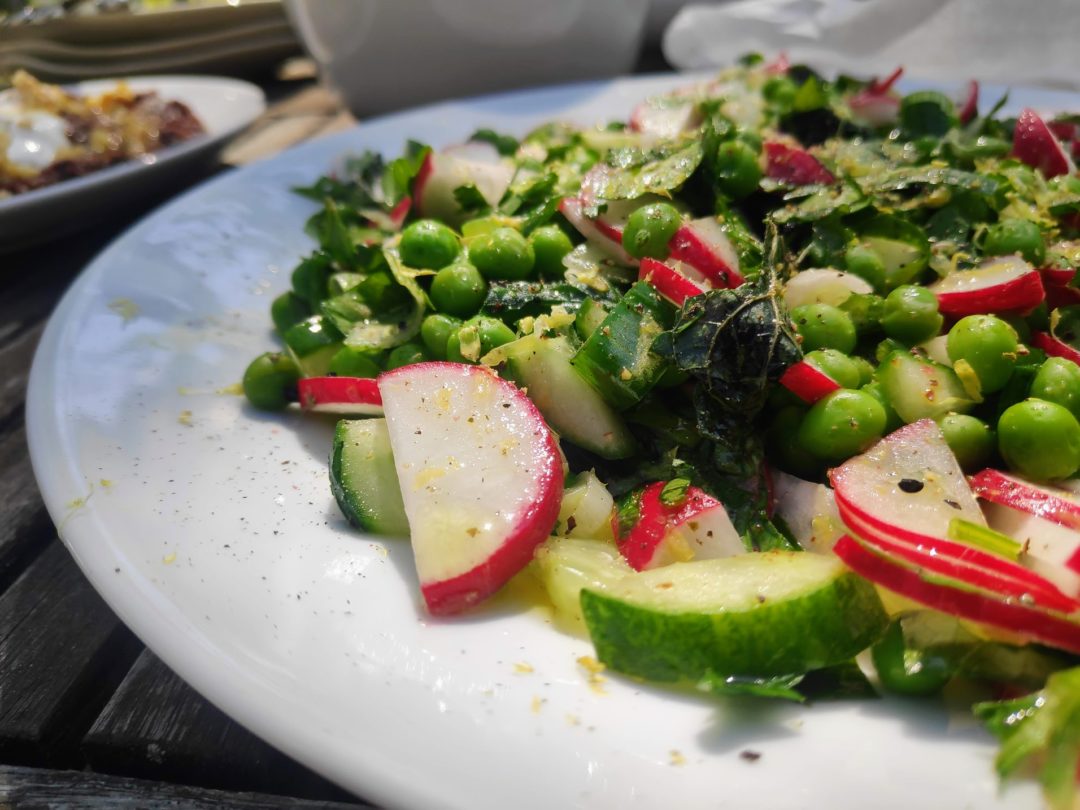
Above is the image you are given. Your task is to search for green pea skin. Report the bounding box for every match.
[529,225,575,278]
[420,313,463,360]
[998,398,1080,481]
[983,218,1046,265]
[860,381,903,433]
[429,261,488,318]
[946,315,1019,394]
[271,291,310,334]
[445,316,516,363]
[762,76,798,108]
[622,202,682,260]
[880,285,943,345]
[803,349,862,389]
[328,346,381,378]
[871,617,955,697]
[399,219,461,270]
[243,352,300,411]
[937,413,995,471]
[844,243,887,291]
[468,227,536,280]
[714,140,763,199]
[384,341,430,370]
[790,303,857,354]
[1031,357,1080,420]
[797,389,887,464]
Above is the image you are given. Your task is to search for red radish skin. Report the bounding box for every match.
[869,67,904,95]
[638,258,708,306]
[666,218,745,288]
[764,141,835,186]
[297,376,383,415]
[958,80,979,125]
[764,53,790,75]
[847,67,904,127]
[1033,331,1080,366]
[835,495,1079,613]
[928,257,1045,317]
[779,360,841,404]
[558,197,636,265]
[378,362,563,615]
[981,501,1080,597]
[834,535,1080,655]
[1012,108,1075,178]
[616,482,743,571]
[970,468,1080,531]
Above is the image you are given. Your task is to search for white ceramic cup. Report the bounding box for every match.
[285,0,650,114]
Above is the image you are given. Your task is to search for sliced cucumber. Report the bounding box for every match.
[284,314,344,377]
[499,334,637,459]
[533,536,631,634]
[878,350,975,423]
[557,470,616,540]
[581,552,887,680]
[330,418,409,536]
[574,298,610,341]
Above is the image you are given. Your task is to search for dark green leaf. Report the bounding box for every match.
[469,128,520,157]
[797,660,879,700]
[480,280,614,324]
[593,140,705,200]
[381,141,431,205]
[453,184,491,217]
[658,478,691,507]
[771,178,868,224]
[698,671,806,702]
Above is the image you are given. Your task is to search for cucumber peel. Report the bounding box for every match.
[581,552,887,680]
[330,418,409,536]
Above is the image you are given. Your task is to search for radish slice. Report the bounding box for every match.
[1032,330,1080,366]
[982,501,1080,598]
[1011,108,1076,178]
[763,52,790,75]
[764,141,835,186]
[970,468,1080,531]
[558,197,634,264]
[1040,266,1080,309]
[834,535,1080,655]
[414,151,513,225]
[779,360,841,404]
[830,419,987,536]
[783,268,873,309]
[378,362,563,615]
[928,256,1045,317]
[848,69,903,128]
[771,470,842,553]
[616,482,743,571]
[638,258,708,306]
[297,377,383,415]
[666,217,745,289]
[629,97,699,139]
[958,80,979,125]
[868,66,904,95]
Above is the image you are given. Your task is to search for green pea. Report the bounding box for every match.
[714,140,763,199]
[762,76,798,108]
[445,316,516,363]
[385,341,430,370]
[871,617,955,697]
[420,313,463,360]
[790,303,857,354]
[844,243,887,290]
[880,285,943,345]
[242,351,300,411]
[797,389,887,463]
[804,349,862,389]
[766,405,819,479]
[399,219,460,270]
[851,356,876,387]
[429,262,488,317]
[937,413,995,471]
[468,227,536,280]
[998,398,1080,481]
[984,219,1046,265]
[860,381,903,433]
[622,202,682,260]
[529,225,575,278]
[1031,357,1080,420]
[328,346,381,378]
[271,291,310,334]
[946,315,1019,394]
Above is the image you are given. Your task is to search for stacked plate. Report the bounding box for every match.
[0,0,300,81]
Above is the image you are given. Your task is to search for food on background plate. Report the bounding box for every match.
[0,70,204,197]
[242,56,1080,806]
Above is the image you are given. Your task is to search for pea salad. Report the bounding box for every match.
[242,57,1080,805]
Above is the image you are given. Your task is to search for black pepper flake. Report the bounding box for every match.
[898,478,924,493]
[945,499,962,510]
[739,750,762,762]
[566,516,577,533]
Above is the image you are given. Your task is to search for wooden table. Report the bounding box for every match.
[0,76,371,809]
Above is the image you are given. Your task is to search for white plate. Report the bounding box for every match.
[27,75,1075,810]
[0,75,265,251]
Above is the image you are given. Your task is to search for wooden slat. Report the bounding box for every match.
[0,765,364,809]
[83,650,367,804]
[0,422,54,593]
[0,540,142,765]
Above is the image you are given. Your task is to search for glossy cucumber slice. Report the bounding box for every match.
[533,536,632,634]
[330,418,409,536]
[581,552,887,680]
[878,350,975,423]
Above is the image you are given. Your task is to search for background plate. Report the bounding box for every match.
[26,74,1075,810]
